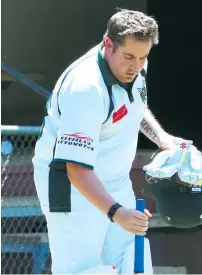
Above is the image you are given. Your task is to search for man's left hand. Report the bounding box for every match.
[156,132,193,150]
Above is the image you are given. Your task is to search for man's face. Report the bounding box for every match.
[105,36,152,83]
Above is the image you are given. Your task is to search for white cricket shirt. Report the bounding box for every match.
[33,44,147,211]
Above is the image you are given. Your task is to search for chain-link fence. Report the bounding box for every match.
[1,126,51,274]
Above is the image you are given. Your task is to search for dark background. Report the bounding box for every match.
[144,1,202,150]
[2,0,201,149]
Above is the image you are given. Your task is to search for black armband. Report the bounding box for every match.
[107,203,123,222]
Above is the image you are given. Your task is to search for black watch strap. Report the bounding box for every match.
[107,203,123,222]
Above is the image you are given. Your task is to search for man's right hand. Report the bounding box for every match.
[67,163,152,235]
[113,207,152,235]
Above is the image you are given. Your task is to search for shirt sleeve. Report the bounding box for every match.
[53,77,104,170]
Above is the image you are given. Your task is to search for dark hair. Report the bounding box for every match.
[103,9,159,48]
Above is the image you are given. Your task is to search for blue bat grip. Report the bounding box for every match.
[134,199,145,273]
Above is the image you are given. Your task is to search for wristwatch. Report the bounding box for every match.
[107,203,123,222]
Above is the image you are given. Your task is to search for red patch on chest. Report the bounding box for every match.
[112,104,128,123]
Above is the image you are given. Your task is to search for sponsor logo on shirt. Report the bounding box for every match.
[57,132,94,151]
[112,104,128,123]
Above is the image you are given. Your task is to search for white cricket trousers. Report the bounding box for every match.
[34,167,153,274]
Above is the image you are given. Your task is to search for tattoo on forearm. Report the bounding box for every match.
[141,119,157,140]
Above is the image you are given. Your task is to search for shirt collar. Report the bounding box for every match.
[97,46,137,90]
[97,47,120,86]
[96,44,135,103]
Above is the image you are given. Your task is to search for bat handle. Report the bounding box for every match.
[134,199,145,274]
